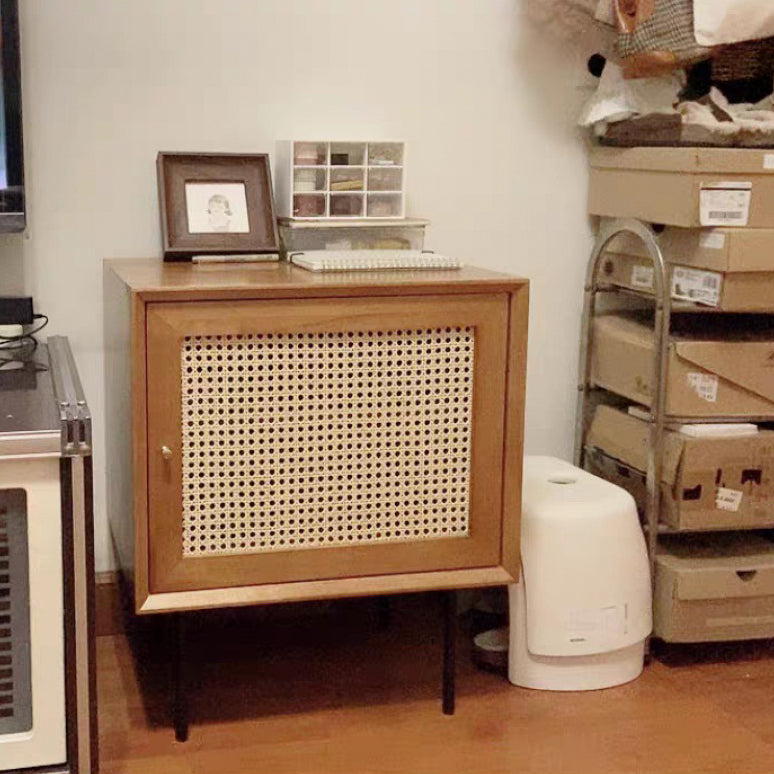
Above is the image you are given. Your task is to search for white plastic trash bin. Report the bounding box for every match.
[508,456,652,691]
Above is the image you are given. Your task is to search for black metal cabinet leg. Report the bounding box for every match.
[441,590,456,715]
[172,613,189,742]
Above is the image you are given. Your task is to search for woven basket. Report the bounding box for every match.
[713,37,774,83]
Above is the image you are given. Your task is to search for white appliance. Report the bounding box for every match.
[0,337,96,773]
[508,456,652,691]
[0,459,66,769]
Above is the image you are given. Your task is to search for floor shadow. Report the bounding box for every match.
[652,637,774,669]
[119,593,504,731]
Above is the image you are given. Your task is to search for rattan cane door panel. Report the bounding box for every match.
[146,294,508,594]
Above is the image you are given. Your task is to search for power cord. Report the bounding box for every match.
[0,313,49,350]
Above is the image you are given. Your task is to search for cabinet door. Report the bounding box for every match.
[146,293,509,594]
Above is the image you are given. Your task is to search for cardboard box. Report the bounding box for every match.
[655,534,774,642]
[589,147,774,228]
[600,251,774,312]
[607,227,774,273]
[584,447,649,518]
[586,405,774,531]
[591,313,774,418]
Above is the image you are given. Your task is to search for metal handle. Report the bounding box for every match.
[48,335,92,456]
[161,446,173,460]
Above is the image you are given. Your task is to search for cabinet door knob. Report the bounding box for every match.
[161,445,173,460]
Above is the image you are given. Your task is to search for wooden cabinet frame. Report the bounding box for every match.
[104,261,528,614]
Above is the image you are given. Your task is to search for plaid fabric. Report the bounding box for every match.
[618,0,709,63]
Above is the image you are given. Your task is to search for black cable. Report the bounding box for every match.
[0,313,49,349]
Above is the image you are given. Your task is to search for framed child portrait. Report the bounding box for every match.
[157,152,280,261]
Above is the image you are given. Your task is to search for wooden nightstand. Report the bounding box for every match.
[104,259,528,737]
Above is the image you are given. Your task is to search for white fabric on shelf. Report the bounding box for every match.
[677,88,774,138]
[595,0,616,27]
[523,0,616,54]
[577,61,682,128]
[677,424,759,438]
[694,0,774,47]
[566,0,601,14]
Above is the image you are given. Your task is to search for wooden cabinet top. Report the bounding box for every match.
[105,258,527,302]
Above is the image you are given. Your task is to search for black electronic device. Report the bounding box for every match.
[0,295,33,325]
[0,0,24,232]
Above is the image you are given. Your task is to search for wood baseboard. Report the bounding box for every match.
[96,572,125,637]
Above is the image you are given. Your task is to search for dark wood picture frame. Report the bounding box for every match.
[157,152,280,261]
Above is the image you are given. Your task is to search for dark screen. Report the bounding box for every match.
[0,0,24,227]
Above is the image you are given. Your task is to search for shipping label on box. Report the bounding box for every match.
[699,229,727,250]
[623,262,723,306]
[671,267,722,306]
[630,264,654,290]
[716,488,743,512]
[687,372,718,402]
[700,182,753,227]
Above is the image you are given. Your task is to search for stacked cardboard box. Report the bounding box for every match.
[655,534,774,643]
[590,147,774,312]
[599,228,774,312]
[586,146,774,642]
[591,312,774,418]
[589,147,774,229]
[587,406,774,532]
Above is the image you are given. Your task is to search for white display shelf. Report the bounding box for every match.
[276,140,406,220]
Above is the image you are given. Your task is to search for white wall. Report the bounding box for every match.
[1,0,597,572]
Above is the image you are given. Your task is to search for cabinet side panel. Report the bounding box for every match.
[130,293,149,609]
[103,266,135,587]
[501,284,529,579]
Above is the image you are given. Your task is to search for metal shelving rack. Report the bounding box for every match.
[574,218,671,590]
[573,216,774,625]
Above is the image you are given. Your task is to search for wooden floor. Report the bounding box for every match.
[99,594,774,774]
